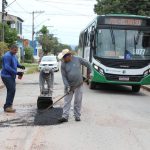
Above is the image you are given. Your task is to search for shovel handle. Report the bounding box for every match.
[38,83,83,113]
[38,92,70,113]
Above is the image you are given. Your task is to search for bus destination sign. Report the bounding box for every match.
[105,18,143,26]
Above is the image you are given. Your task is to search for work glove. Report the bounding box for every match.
[19,65,25,70]
[17,72,23,76]
[65,86,72,94]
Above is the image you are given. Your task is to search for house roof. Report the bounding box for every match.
[0,12,24,22]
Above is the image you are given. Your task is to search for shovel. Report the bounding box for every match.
[38,83,83,113]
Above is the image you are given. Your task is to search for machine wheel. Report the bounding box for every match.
[89,81,96,89]
[132,85,141,93]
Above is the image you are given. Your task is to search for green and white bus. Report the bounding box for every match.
[78,14,150,92]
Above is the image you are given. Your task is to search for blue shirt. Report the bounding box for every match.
[1,51,21,78]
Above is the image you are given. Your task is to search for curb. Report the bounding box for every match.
[141,86,150,92]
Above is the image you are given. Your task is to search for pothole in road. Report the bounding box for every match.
[0,104,63,127]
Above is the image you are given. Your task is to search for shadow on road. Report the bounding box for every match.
[91,84,147,96]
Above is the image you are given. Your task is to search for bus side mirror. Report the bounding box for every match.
[90,31,95,49]
[90,31,94,43]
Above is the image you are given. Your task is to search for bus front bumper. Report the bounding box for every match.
[92,69,150,85]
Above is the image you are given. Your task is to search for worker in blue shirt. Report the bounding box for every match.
[1,44,25,113]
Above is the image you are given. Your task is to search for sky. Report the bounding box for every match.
[1,0,97,46]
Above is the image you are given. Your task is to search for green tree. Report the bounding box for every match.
[0,42,8,68]
[24,47,34,63]
[0,23,18,47]
[39,25,49,35]
[38,26,55,55]
[0,42,8,57]
[38,26,72,55]
[94,0,150,16]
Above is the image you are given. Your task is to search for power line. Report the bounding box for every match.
[44,13,94,17]
[6,9,29,14]
[6,10,95,17]
[5,0,16,8]
[34,1,91,16]
[35,0,96,7]
[15,1,30,13]
[34,13,44,19]
[6,1,95,16]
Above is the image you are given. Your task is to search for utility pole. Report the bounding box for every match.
[32,11,44,48]
[1,0,8,41]
[32,11,34,48]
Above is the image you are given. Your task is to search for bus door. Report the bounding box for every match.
[82,30,90,78]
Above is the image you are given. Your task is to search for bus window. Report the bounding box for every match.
[86,32,90,46]
[79,34,83,48]
[96,29,150,60]
[142,33,150,47]
[142,32,150,57]
[96,29,125,58]
[84,31,88,46]
[90,26,95,45]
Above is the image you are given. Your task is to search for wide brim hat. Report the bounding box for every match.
[58,49,71,60]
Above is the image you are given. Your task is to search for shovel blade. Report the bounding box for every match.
[37,96,53,110]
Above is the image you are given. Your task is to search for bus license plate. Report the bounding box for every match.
[119,77,129,81]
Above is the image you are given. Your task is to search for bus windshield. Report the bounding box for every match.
[96,29,150,60]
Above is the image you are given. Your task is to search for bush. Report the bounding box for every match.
[0,56,2,69]
[0,42,8,69]
[0,42,8,56]
[24,47,34,63]
[24,59,33,64]
[22,63,38,68]
[26,66,38,74]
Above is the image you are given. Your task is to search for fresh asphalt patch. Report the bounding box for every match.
[0,105,63,127]
[34,107,63,126]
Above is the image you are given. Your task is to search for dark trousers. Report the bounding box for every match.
[1,77,16,110]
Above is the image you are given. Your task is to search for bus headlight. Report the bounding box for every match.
[144,69,150,76]
[93,64,104,75]
[94,64,99,71]
[99,68,104,75]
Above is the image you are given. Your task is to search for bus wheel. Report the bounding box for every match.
[132,85,141,93]
[89,81,96,89]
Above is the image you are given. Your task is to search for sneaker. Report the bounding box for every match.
[4,107,16,113]
[58,117,68,123]
[75,117,81,122]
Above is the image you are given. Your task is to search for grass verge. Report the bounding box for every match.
[26,66,39,74]
[22,63,39,74]
[22,63,38,68]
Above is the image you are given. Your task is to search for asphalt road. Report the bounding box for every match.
[0,72,150,150]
